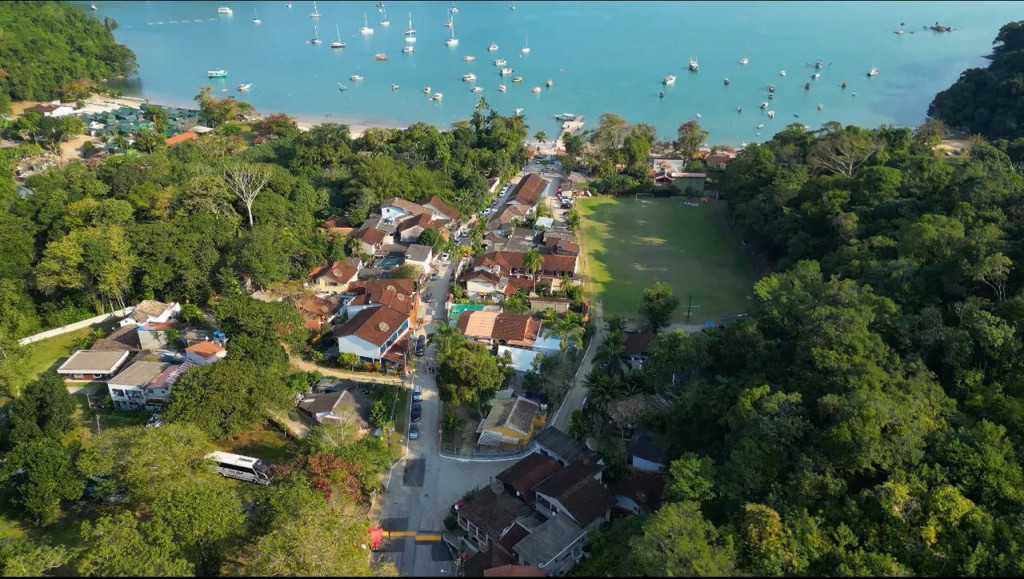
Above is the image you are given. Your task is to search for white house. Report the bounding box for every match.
[119,300,180,328]
[333,305,411,364]
[379,198,430,222]
[184,341,227,365]
[57,349,132,381]
[107,361,171,410]
[403,244,433,275]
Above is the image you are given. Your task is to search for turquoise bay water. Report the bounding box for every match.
[83,1,1023,145]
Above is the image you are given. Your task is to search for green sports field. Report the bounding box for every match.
[576,197,756,325]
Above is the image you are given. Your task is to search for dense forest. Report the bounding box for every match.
[577,25,1024,576]
[929,21,1024,145]
[0,1,137,108]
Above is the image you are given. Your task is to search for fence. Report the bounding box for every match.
[440,441,535,460]
[18,308,133,346]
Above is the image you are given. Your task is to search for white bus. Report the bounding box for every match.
[205,451,273,485]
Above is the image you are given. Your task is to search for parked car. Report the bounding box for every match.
[413,383,422,401]
[450,499,466,514]
[408,424,419,440]
[415,335,427,356]
[411,403,421,423]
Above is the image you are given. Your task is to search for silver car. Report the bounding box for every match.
[408,424,419,440]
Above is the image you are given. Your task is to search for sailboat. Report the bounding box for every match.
[404,12,416,35]
[520,34,530,54]
[445,16,458,46]
[252,8,261,24]
[380,9,390,26]
[510,1,516,10]
[311,21,322,44]
[331,24,345,48]
[311,0,320,19]
[91,2,97,10]
[360,13,373,34]
[449,1,458,15]
[740,55,749,65]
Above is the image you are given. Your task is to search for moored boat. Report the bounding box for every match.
[464,55,476,61]
[350,74,363,81]
[392,84,400,90]
[662,75,676,85]
[512,76,523,83]
[867,66,879,77]
[237,83,252,91]
[498,84,507,92]
[532,86,541,93]
[207,69,228,77]
[402,45,415,54]
[488,42,499,51]
[375,52,389,61]
[499,67,513,76]
[462,73,477,81]
[494,58,508,67]
[431,92,444,101]
[688,58,699,71]
[218,6,233,15]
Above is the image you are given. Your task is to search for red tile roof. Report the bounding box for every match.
[421,195,459,220]
[185,341,224,357]
[510,174,548,206]
[352,226,387,245]
[456,311,539,346]
[397,212,441,233]
[382,197,431,216]
[496,453,563,503]
[165,131,198,146]
[473,251,578,276]
[333,305,409,347]
[309,260,359,285]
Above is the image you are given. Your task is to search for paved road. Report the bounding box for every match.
[551,300,603,433]
[371,258,517,577]
[287,354,403,384]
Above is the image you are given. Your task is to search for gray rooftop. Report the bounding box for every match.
[404,244,433,263]
[57,350,131,374]
[108,361,170,387]
[533,427,600,465]
[512,512,585,567]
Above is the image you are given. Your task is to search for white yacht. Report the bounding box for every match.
[867,66,879,77]
[360,14,373,34]
[424,86,431,93]
[238,83,252,91]
[498,84,507,92]
[449,2,458,14]
[767,110,775,118]
[493,58,507,67]
[740,56,749,65]
[251,8,261,23]
[532,86,541,93]
[662,75,676,85]
[392,84,400,90]
[462,73,477,81]
[759,102,768,109]
[779,70,787,77]
[471,86,483,93]
[310,22,322,44]
[488,42,499,51]
[464,55,476,61]
[521,34,530,54]
[546,79,553,87]
[331,24,345,48]
[431,92,444,101]
[402,45,415,54]
[350,74,363,81]
[554,113,578,121]
[310,0,319,18]
[218,6,233,15]
[91,2,97,10]
[404,13,417,35]
[688,58,699,71]
[499,67,513,76]
[380,9,390,26]
[812,73,820,80]
[514,108,524,115]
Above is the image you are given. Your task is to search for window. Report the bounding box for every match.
[111,389,124,397]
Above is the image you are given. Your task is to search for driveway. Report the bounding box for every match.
[550,300,603,432]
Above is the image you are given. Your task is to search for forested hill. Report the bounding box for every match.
[929,20,1024,141]
[0,1,137,104]
[577,121,1024,575]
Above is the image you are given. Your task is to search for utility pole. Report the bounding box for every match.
[686,295,693,323]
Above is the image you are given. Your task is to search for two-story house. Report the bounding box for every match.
[333,305,411,365]
[532,426,602,467]
[340,279,419,331]
[455,311,541,349]
[507,174,548,208]
[107,361,172,410]
[293,294,343,330]
[531,460,615,533]
[307,259,362,294]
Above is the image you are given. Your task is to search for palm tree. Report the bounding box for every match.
[543,314,584,352]
[429,323,463,360]
[475,96,490,111]
[584,370,620,407]
[534,130,547,146]
[522,247,543,294]
[594,335,629,378]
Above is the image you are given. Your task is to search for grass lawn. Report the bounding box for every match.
[216,423,303,465]
[22,319,120,381]
[71,388,149,432]
[576,197,757,325]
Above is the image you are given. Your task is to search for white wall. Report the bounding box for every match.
[18,308,132,346]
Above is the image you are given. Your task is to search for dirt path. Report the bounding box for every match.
[287,354,402,385]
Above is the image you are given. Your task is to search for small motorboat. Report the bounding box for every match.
[500,67,514,76]
[402,45,414,54]
[423,86,431,93]
[759,102,768,109]
[805,82,811,90]
[815,59,824,69]
[688,58,699,71]
[512,76,523,83]
[488,42,499,51]
[779,70,786,77]
[464,55,476,61]
[852,91,857,97]
[757,123,765,129]
[471,86,483,92]
[514,107,524,115]
[793,113,800,118]
[498,84,506,92]
[767,110,775,118]
[740,56,749,65]
[375,53,389,61]
[817,102,824,110]
[768,84,775,92]
[462,73,477,81]
[695,113,702,119]
[723,78,730,85]
[812,73,820,80]
[337,83,348,91]
[659,91,665,98]
[431,92,444,101]
[841,81,847,88]
[532,86,541,93]
[391,84,400,90]
[546,80,553,87]
[350,74,364,81]
[494,58,508,67]
[867,66,879,77]
[737,106,742,112]
[663,75,676,85]
[238,83,253,91]
[768,93,774,99]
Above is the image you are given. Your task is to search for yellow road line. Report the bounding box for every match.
[415,534,442,541]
